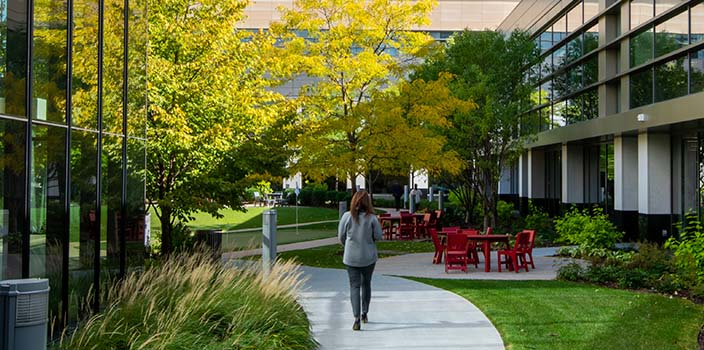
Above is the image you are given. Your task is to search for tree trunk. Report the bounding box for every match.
[159,206,174,255]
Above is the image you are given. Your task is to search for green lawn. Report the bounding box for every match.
[148,206,339,232]
[221,222,339,251]
[273,241,434,268]
[412,278,704,350]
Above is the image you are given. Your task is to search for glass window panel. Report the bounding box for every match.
[630,68,653,108]
[1,0,28,117]
[538,107,550,131]
[565,97,583,124]
[539,31,553,54]
[655,0,682,16]
[127,0,147,138]
[101,135,122,276]
[583,88,598,120]
[630,28,654,67]
[553,44,567,72]
[69,129,97,320]
[0,118,26,279]
[103,0,125,134]
[584,0,600,23]
[584,24,599,53]
[631,0,654,29]
[125,138,145,270]
[553,73,568,98]
[540,80,552,105]
[566,36,582,63]
[29,124,66,323]
[552,101,567,128]
[72,0,99,130]
[541,54,553,77]
[567,3,583,34]
[553,17,567,43]
[584,56,598,86]
[654,55,687,102]
[691,49,704,93]
[692,2,704,45]
[32,0,68,124]
[569,65,583,92]
[654,9,688,58]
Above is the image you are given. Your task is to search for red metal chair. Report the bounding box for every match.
[429,228,445,264]
[415,213,432,238]
[442,226,460,234]
[497,231,531,273]
[523,229,536,269]
[396,212,415,240]
[445,232,470,273]
[458,229,480,268]
[379,213,395,240]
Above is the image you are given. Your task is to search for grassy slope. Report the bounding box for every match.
[412,278,704,350]
[274,241,434,268]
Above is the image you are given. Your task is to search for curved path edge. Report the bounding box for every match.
[298,266,505,350]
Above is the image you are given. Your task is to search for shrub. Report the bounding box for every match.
[57,252,315,350]
[665,213,704,286]
[524,201,556,245]
[557,262,585,281]
[554,206,624,252]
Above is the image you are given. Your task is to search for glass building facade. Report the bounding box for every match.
[499,0,704,242]
[0,0,147,328]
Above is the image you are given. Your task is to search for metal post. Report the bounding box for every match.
[338,201,347,219]
[428,186,433,202]
[409,194,416,213]
[438,190,444,211]
[403,185,409,210]
[262,210,277,274]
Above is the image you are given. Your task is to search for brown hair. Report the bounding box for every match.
[350,190,374,222]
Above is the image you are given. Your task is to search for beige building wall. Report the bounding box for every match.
[239,0,519,31]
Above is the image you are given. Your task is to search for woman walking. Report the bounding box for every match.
[338,190,383,331]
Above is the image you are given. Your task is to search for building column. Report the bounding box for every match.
[614,136,639,240]
[637,132,672,242]
[561,144,584,209]
[498,160,518,207]
[518,151,529,214]
[528,148,545,208]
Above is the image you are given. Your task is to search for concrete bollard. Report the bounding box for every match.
[339,201,347,219]
[262,210,277,274]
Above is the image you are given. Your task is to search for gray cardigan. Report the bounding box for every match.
[338,211,383,267]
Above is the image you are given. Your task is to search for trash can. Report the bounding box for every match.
[195,230,222,259]
[0,278,50,350]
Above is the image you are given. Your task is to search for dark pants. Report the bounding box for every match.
[393,195,401,210]
[346,263,375,318]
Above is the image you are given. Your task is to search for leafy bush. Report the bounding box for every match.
[665,213,704,286]
[557,262,585,281]
[524,201,556,245]
[57,252,315,350]
[554,206,624,252]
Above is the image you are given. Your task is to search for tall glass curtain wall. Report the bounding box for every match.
[0,0,147,327]
[524,0,704,132]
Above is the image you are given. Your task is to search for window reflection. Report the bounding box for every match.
[552,101,567,127]
[630,28,654,67]
[654,9,688,58]
[125,138,146,270]
[567,2,583,34]
[583,88,598,120]
[584,56,598,86]
[103,0,125,134]
[101,135,122,275]
[0,119,25,280]
[552,45,566,73]
[691,49,704,93]
[553,18,567,43]
[630,68,653,108]
[631,0,654,29]
[29,124,66,324]
[72,0,99,130]
[655,0,682,16]
[32,0,67,124]
[692,2,704,45]
[69,130,97,320]
[655,55,687,102]
[127,0,147,138]
[540,80,552,105]
[584,0,599,23]
[0,0,28,117]
[584,25,599,53]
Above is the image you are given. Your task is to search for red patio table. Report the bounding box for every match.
[464,234,511,272]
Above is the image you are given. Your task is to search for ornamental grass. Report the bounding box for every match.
[57,252,316,350]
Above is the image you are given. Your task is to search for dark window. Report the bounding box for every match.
[655,54,687,102]
[691,49,704,93]
[654,9,688,58]
[584,55,598,86]
[630,68,653,108]
[32,0,67,124]
[1,0,28,117]
[631,28,654,67]
[125,137,146,271]
[101,135,122,276]
[0,118,26,279]
[583,88,598,120]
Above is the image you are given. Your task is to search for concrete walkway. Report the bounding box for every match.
[299,266,504,350]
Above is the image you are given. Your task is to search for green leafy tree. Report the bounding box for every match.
[414,30,538,228]
[271,0,461,192]
[147,0,289,254]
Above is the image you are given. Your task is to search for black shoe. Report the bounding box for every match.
[352,318,361,331]
[361,313,368,323]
